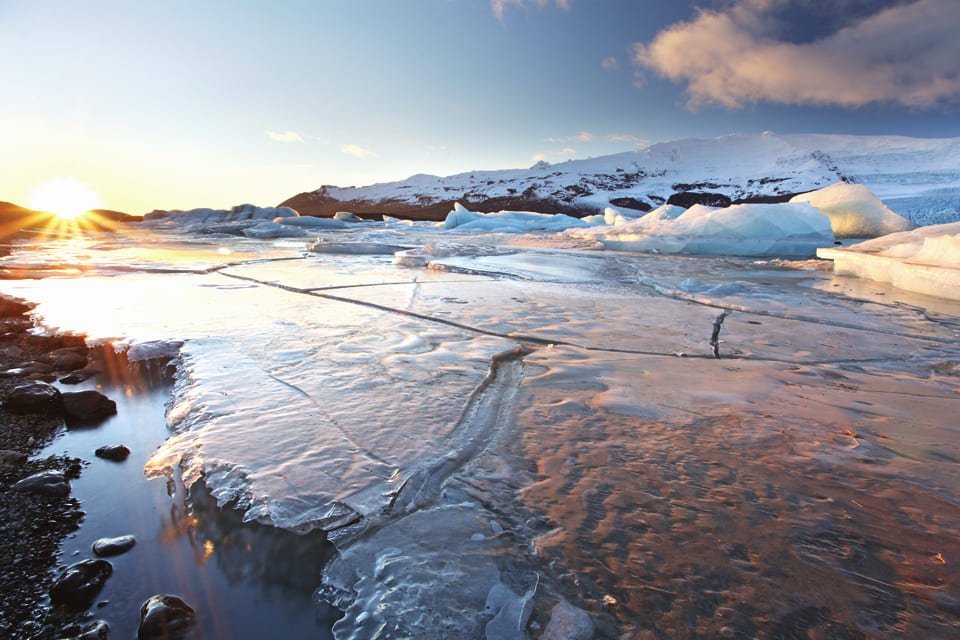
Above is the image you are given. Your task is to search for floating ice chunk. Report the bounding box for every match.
[570,202,834,257]
[272,216,349,229]
[443,203,588,233]
[790,182,911,238]
[334,211,364,222]
[307,239,408,254]
[817,221,960,300]
[242,221,309,239]
[579,214,607,225]
[395,242,509,268]
[639,204,686,223]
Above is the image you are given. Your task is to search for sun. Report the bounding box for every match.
[27,177,102,220]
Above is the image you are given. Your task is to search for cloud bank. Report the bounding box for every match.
[265,130,304,143]
[340,143,377,158]
[634,0,960,109]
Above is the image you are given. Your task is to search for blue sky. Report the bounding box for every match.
[1,0,958,212]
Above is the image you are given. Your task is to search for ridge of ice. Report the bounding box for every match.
[790,182,912,238]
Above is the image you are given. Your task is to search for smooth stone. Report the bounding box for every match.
[42,348,88,372]
[0,361,55,377]
[0,449,27,466]
[3,381,63,414]
[62,390,117,426]
[138,595,196,640]
[79,619,110,639]
[60,368,101,385]
[92,535,136,557]
[541,600,594,640]
[12,470,70,497]
[49,560,112,610]
[95,444,130,462]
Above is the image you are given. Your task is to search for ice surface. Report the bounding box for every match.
[2,222,960,638]
[143,204,298,231]
[569,202,834,256]
[817,221,960,300]
[242,221,309,239]
[790,182,912,237]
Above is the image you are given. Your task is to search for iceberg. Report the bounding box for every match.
[817,221,960,300]
[569,202,834,257]
[143,204,298,226]
[442,203,588,233]
[790,182,912,238]
[242,221,309,239]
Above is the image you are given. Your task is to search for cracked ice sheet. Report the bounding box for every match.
[0,271,513,529]
[511,344,960,638]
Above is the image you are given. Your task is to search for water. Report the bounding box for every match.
[5,225,960,638]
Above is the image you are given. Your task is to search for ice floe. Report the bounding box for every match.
[443,203,588,233]
[817,221,960,300]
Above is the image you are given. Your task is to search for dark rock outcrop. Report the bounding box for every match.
[49,559,112,610]
[138,595,196,640]
[4,382,63,415]
[62,390,117,426]
[608,197,652,212]
[12,470,70,497]
[667,192,733,208]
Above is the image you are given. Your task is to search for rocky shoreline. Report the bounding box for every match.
[0,297,191,639]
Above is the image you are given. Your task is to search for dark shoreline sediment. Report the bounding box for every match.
[0,296,92,638]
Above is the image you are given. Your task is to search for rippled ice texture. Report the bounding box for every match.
[3,225,960,638]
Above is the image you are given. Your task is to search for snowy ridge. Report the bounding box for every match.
[283,132,960,225]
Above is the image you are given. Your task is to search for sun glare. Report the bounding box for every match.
[27,177,102,220]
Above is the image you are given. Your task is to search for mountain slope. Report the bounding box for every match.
[280,132,960,225]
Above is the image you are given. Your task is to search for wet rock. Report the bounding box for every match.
[92,535,136,557]
[542,600,594,640]
[0,361,55,377]
[138,594,196,640]
[60,368,101,385]
[93,536,137,558]
[4,381,63,414]
[62,390,117,426]
[79,619,110,639]
[0,297,33,317]
[0,448,27,466]
[12,470,70,497]
[94,444,130,462]
[41,348,88,372]
[49,559,112,610]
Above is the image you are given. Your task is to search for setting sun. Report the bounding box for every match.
[26,177,102,220]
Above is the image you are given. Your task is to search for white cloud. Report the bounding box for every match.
[601,56,620,71]
[546,132,594,143]
[265,130,304,143]
[491,0,571,21]
[340,143,377,158]
[634,0,960,109]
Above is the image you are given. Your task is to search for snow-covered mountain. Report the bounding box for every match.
[281,132,960,226]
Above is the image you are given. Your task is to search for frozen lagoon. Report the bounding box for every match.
[2,224,960,638]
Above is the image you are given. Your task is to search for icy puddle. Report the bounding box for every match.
[2,228,960,638]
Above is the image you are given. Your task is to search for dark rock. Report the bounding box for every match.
[0,297,34,318]
[79,619,110,639]
[667,191,733,208]
[92,535,136,557]
[0,448,27,466]
[4,381,63,414]
[0,361,55,377]
[49,559,112,610]
[138,594,196,640]
[41,348,88,372]
[60,368,101,384]
[62,390,117,426]
[94,444,130,462]
[12,470,70,497]
[608,197,652,212]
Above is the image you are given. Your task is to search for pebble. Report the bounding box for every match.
[92,535,136,557]
[138,594,196,640]
[94,444,130,462]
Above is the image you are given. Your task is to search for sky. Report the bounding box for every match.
[1,0,958,213]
